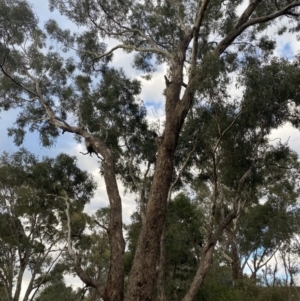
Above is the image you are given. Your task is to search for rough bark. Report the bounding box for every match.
[157,227,166,301]
[90,137,126,301]
[125,58,194,301]
[124,126,179,301]
[124,3,212,299]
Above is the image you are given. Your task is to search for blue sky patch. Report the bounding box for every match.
[145,100,162,111]
[281,43,294,59]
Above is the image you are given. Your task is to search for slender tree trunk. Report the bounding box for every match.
[231,242,242,281]
[181,243,215,301]
[90,137,125,301]
[226,228,242,281]
[181,210,238,301]
[13,262,26,301]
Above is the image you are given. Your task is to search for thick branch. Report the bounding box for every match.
[215,1,300,55]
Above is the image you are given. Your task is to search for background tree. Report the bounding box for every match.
[0,149,96,301]
[34,277,80,301]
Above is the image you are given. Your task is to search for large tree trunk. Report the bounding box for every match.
[124,127,178,301]
[157,227,167,301]
[125,50,193,300]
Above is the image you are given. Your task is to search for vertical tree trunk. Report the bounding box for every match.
[125,66,192,300]
[90,137,125,301]
[124,134,177,301]
[231,242,242,281]
[102,156,125,301]
[13,262,26,301]
[226,228,242,281]
[157,227,166,301]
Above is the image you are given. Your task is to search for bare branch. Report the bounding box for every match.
[27,245,63,301]
[63,193,74,259]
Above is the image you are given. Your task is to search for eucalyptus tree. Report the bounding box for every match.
[178,57,300,285]
[1,1,300,301]
[0,149,96,301]
[218,143,300,281]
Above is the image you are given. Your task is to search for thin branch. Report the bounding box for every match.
[61,192,103,294]
[213,111,242,153]
[27,245,63,301]
[94,43,172,60]
[165,0,189,34]
[63,193,74,258]
[93,219,108,232]
[0,61,38,98]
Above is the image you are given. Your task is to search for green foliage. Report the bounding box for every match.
[34,279,80,301]
[164,193,204,299]
[125,193,204,298]
[0,149,96,301]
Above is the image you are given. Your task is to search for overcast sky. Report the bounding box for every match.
[1,0,300,295]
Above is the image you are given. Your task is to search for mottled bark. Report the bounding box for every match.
[157,227,166,301]
[226,227,242,281]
